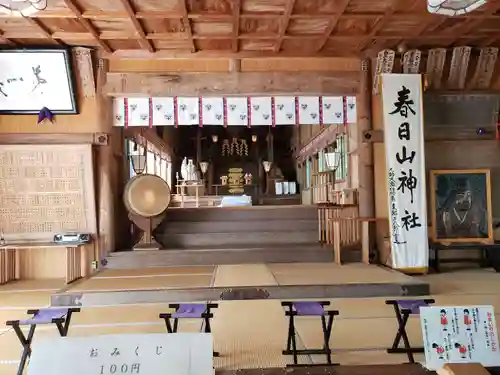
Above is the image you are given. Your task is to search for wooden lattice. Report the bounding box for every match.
[0,144,97,241]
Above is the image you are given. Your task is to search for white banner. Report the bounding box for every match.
[381,74,428,271]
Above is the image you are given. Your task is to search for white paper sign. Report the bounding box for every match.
[420,306,500,370]
[381,74,428,270]
[28,333,213,375]
[0,51,75,112]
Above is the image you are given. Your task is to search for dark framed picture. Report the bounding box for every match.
[0,49,78,114]
[430,169,493,244]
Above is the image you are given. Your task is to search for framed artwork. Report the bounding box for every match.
[0,49,77,114]
[429,169,493,244]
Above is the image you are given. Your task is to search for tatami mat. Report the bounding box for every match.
[2,266,500,373]
[0,279,64,292]
[95,266,215,278]
[67,274,213,291]
[269,263,414,285]
[213,265,277,287]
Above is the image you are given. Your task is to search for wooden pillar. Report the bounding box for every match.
[96,58,116,260]
[357,59,375,218]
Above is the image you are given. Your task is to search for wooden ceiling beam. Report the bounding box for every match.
[273,0,296,53]
[445,2,500,46]
[63,0,112,53]
[231,0,241,52]
[358,0,400,52]
[315,0,352,52]
[104,71,359,96]
[116,0,154,52]
[179,0,195,53]
[23,17,64,46]
[5,30,496,42]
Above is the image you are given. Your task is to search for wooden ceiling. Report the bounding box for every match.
[1,0,500,58]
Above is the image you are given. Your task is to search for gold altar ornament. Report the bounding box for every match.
[228,168,244,194]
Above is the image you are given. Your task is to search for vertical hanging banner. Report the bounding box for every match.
[381,74,428,272]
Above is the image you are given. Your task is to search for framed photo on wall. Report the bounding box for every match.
[429,169,493,244]
[0,49,77,114]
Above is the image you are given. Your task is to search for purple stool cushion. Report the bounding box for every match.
[19,308,69,325]
[292,302,326,316]
[172,304,207,318]
[395,300,430,314]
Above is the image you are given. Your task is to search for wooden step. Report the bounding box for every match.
[157,219,317,234]
[164,205,318,222]
[106,245,360,268]
[156,231,318,248]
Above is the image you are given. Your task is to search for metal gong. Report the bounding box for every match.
[124,174,171,218]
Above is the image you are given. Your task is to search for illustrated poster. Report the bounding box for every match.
[420,306,500,370]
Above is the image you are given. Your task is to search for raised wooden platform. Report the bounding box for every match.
[50,263,430,307]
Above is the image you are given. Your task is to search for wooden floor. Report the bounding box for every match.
[1,266,500,374]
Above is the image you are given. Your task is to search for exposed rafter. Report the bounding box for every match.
[179,0,195,53]
[446,1,500,46]
[63,0,112,53]
[316,0,352,52]
[232,0,241,53]
[359,0,400,52]
[116,0,154,52]
[23,17,64,46]
[0,31,15,46]
[273,0,296,53]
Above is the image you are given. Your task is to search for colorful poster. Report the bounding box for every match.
[381,74,428,271]
[420,306,500,370]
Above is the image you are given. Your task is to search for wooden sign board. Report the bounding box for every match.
[28,333,213,375]
[0,144,97,241]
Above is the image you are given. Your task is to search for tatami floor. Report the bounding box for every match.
[1,264,499,374]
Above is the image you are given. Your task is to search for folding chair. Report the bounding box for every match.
[386,299,435,363]
[6,307,81,375]
[159,303,219,357]
[281,301,339,366]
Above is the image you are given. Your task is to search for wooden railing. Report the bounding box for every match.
[317,204,365,264]
[311,171,336,203]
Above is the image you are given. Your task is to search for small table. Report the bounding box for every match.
[0,242,89,285]
[386,299,435,363]
[430,242,500,273]
[6,307,80,375]
[281,301,339,366]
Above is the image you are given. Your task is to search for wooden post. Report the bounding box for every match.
[96,58,116,262]
[333,221,341,264]
[361,221,370,264]
[357,59,375,218]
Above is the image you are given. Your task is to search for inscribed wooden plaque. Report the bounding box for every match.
[0,144,97,241]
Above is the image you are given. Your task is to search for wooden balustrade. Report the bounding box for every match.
[317,204,364,264]
[311,171,336,204]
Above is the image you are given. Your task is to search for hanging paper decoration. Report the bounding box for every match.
[127,97,149,126]
[322,96,344,124]
[250,97,273,126]
[427,0,487,16]
[298,97,320,125]
[37,107,54,124]
[226,97,248,126]
[273,96,296,125]
[176,97,199,125]
[201,97,224,125]
[152,97,175,126]
[113,95,357,127]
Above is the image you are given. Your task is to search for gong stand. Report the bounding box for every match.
[129,212,166,250]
